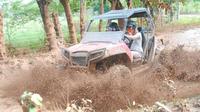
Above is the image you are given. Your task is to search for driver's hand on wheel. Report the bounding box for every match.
[124,34,132,40]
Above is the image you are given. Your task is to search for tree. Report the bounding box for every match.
[36,0,57,50]
[140,0,155,17]
[2,0,40,45]
[52,12,64,39]
[169,0,173,21]
[127,0,133,9]
[0,9,6,59]
[80,0,85,39]
[175,0,180,20]
[60,0,77,44]
[108,0,124,29]
[108,0,123,10]
[139,0,186,21]
[99,0,104,31]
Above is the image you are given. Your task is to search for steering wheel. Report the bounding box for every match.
[122,35,131,47]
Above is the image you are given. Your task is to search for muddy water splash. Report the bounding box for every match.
[1,46,200,112]
[3,47,198,111]
[158,46,200,81]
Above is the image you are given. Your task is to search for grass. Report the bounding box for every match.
[180,1,200,14]
[156,15,200,33]
[173,15,200,25]
[5,20,45,49]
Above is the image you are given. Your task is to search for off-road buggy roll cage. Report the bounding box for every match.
[88,8,154,31]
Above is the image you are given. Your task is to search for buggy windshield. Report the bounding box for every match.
[81,31,124,43]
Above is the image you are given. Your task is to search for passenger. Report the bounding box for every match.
[125,23,143,60]
[107,22,120,31]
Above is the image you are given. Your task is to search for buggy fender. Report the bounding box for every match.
[105,44,133,62]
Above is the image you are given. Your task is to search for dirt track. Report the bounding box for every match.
[0,28,200,112]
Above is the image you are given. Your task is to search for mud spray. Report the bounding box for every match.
[2,46,200,112]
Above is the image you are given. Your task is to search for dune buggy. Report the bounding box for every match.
[61,8,156,72]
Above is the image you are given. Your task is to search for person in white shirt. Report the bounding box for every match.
[125,23,143,60]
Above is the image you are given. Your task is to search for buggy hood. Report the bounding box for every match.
[67,31,124,52]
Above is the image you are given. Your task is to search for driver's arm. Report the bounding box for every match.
[125,33,141,40]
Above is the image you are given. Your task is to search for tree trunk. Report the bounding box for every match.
[111,0,117,10]
[99,0,104,32]
[140,0,147,7]
[108,0,123,10]
[108,0,124,29]
[169,0,173,22]
[0,9,6,59]
[127,0,132,9]
[52,12,64,39]
[36,0,57,51]
[141,0,154,17]
[176,1,180,20]
[80,0,85,38]
[60,0,77,44]
[158,8,163,27]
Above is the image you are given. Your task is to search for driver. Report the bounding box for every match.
[125,22,143,60]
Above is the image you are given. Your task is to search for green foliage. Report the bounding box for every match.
[93,0,110,13]
[49,0,64,15]
[3,0,41,43]
[86,0,96,9]
[162,0,185,4]
[69,0,80,12]
[4,0,40,21]
[132,0,141,7]
[5,20,45,49]
[180,0,200,13]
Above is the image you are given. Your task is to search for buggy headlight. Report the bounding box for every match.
[61,48,70,59]
[89,49,105,61]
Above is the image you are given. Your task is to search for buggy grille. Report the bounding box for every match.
[71,56,87,66]
[71,52,88,66]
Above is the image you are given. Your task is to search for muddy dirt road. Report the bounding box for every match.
[0,28,200,112]
[163,28,200,50]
